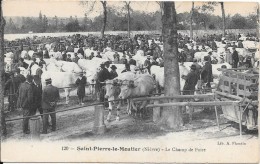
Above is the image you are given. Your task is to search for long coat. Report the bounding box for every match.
[17,81,33,109]
[42,84,60,110]
[75,76,87,98]
[32,82,42,109]
[183,71,198,95]
[5,77,19,105]
[201,61,213,84]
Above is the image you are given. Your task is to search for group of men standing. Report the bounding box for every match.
[5,69,59,134]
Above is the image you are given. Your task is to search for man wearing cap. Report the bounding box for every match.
[110,65,118,79]
[182,64,198,95]
[42,78,60,134]
[17,75,34,134]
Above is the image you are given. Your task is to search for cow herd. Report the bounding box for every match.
[4,34,260,121]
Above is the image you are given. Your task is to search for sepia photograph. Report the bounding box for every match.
[0,0,259,163]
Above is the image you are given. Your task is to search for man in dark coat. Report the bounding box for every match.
[42,78,60,134]
[121,63,131,73]
[201,56,213,88]
[182,64,198,95]
[144,55,151,74]
[97,63,111,102]
[14,68,26,86]
[75,72,87,105]
[110,65,118,79]
[17,75,34,134]
[5,72,19,111]
[128,55,136,66]
[232,47,239,68]
[31,75,43,116]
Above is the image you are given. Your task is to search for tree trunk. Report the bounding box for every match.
[190,2,194,40]
[220,2,226,36]
[0,0,7,136]
[127,3,130,38]
[257,4,260,38]
[158,2,183,130]
[101,1,107,39]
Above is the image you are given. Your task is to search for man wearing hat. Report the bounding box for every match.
[182,64,198,95]
[42,78,60,134]
[75,72,87,105]
[110,65,118,79]
[17,75,34,134]
[97,63,111,102]
[200,56,213,88]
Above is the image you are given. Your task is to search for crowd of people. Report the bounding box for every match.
[3,32,259,135]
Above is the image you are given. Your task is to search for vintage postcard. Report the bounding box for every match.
[1,0,259,163]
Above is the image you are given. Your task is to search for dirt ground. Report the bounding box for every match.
[2,93,258,142]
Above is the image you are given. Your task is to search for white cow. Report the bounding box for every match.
[41,71,80,104]
[78,58,104,83]
[57,61,83,73]
[150,63,191,91]
[105,72,137,121]
[227,47,251,57]
[84,48,98,58]
[243,41,257,49]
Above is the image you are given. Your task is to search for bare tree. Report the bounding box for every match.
[124,1,131,38]
[0,0,7,136]
[190,2,195,40]
[257,3,260,38]
[81,1,107,38]
[220,2,226,36]
[158,2,183,129]
[100,1,107,39]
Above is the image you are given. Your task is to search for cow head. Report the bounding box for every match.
[118,80,136,99]
[105,79,119,99]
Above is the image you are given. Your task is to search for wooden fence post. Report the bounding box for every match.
[153,96,161,122]
[29,116,41,140]
[92,104,106,134]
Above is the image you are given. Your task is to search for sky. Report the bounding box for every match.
[3,0,259,18]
